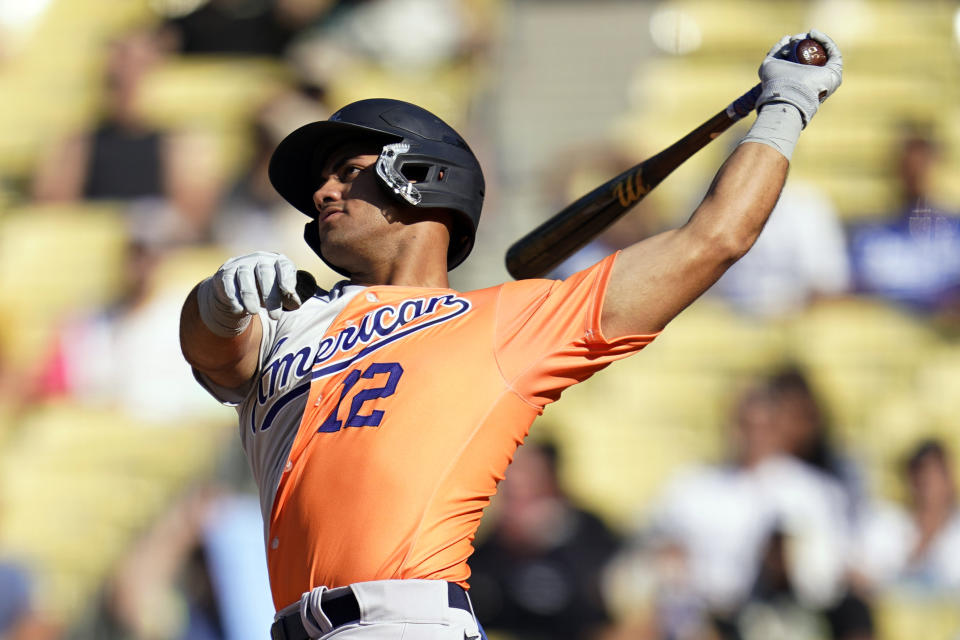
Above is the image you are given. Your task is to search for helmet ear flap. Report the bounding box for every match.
[304,219,323,258]
[303,219,352,278]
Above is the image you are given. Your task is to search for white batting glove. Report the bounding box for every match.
[757,29,843,127]
[197,251,302,337]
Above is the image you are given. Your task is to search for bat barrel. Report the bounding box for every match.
[506,106,743,280]
[506,184,623,279]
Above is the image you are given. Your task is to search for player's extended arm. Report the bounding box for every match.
[601,30,843,338]
[179,251,302,389]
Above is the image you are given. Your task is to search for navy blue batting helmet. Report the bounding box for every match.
[268,98,485,275]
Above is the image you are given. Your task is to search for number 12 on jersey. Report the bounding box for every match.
[318,362,404,432]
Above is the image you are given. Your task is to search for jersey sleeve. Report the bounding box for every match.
[495,252,659,408]
[191,310,280,407]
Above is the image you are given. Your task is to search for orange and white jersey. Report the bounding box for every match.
[196,253,657,609]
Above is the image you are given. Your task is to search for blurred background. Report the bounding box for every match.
[0,0,958,639]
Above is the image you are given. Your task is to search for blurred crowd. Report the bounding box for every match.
[471,369,960,640]
[0,1,957,639]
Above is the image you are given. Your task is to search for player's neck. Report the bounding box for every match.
[351,261,450,288]
[350,243,451,289]
[344,216,453,288]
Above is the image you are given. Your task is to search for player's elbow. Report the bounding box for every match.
[721,226,761,263]
[687,219,757,270]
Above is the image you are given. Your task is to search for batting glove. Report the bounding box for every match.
[757,29,843,127]
[197,251,302,337]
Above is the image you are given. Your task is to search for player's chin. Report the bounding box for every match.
[316,220,348,247]
[319,239,361,274]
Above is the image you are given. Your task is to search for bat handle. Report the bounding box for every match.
[286,270,319,310]
[725,83,762,122]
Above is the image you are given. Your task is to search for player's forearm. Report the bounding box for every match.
[179,284,262,388]
[685,139,789,261]
[602,141,788,337]
[680,99,802,264]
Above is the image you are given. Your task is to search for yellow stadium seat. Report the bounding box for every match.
[801,174,900,223]
[656,0,806,59]
[33,0,156,36]
[915,346,960,433]
[150,245,233,299]
[323,60,480,132]
[0,203,129,367]
[783,300,942,439]
[803,363,906,441]
[875,592,960,640]
[543,416,716,528]
[785,299,937,372]
[138,57,292,130]
[0,401,231,620]
[647,298,787,373]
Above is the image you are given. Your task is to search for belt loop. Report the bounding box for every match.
[300,586,334,637]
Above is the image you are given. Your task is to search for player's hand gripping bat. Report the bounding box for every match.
[505,38,827,280]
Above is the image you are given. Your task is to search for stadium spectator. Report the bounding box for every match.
[626,383,862,640]
[712,180,851,318]
[0,345,31,417]
[31,30,222,244]
[294,0,472,71]
[208,85,329,261]
[0,496,60,640]
[847,124,960,315]
[160,0,334,57]
[79,487,274,640]
[766,366,868,524]
[763,370,878,638]
[35,237,219,423]
[854,438,960,594]
[0,559,60,640]
[468,439,622,640]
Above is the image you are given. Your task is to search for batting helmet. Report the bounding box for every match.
[268,98,485,275]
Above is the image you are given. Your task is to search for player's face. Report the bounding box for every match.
[310,144,407,272]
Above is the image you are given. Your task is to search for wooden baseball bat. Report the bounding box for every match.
[283,269,319,308]
[505,40,826,280]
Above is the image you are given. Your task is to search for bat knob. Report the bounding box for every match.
[292,270,319,307]
[778,38,828,66]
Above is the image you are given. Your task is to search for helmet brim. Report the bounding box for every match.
[268,120,401,217]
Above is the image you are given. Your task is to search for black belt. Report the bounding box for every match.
[270,582,471,640]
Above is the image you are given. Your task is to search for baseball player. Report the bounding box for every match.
[179,31,842,640]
